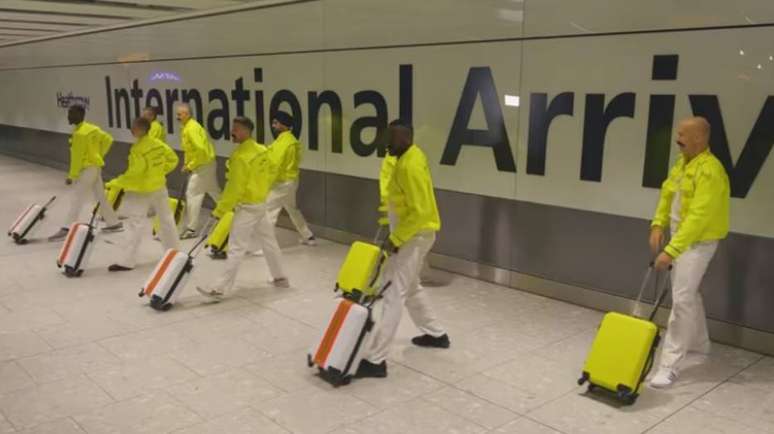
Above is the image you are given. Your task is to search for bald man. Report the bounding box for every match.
[176,103,221,239]
[649,117,730,388]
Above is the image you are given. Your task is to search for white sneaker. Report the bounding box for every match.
[301,236,317,246]
[649,368,677,389]
[195,286,224,300]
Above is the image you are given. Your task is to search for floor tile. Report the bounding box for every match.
[333,398,487,434]
[423,386,519,430]
[171,407,289,434]
[167,368,284,420]
[0,375,113,429]
[0,360,34,394]
[87,355,199,401]
[648,405,766,434]
[0,331,51,362]
[254,387,377,434]
[692,382,774,432]
[344,363,445,409]
[16,417,86,434]
[489,417,563,434]
[17,343,121,384]
[74,391,203,434]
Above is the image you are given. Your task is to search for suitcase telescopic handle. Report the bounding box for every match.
[187,217,216,257]
[632,262,672,320]
[88,202,101,228]
[43,196,57,209]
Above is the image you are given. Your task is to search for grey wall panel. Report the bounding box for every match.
[3,123,774,338]
[323,172,379,238]
[510,201,654,300]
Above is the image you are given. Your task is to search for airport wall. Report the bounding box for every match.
[1,0,773,353]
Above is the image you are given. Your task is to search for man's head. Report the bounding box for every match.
[67,105,86,125]
[676,116,711,160]
[131,117,151,139]
[175,103,191,124]
[387,119,413,157]
[231,116,254,143]
[271,111,293,134]
[142,106,159,122]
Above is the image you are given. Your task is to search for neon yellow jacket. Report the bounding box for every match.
[149,120,167,143]
[652,149,730,258]
[180,118,215,171]
[269,131,301,182]
[213,138,278,218]
[68,121,113,180]
[387,145,441,246]
[109,135,179,193]
[378,155,397,226]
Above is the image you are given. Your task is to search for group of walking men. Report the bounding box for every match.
[46,103,729,386]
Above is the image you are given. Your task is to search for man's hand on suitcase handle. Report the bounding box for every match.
[654,251,674,271]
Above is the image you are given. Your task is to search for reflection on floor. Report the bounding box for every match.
[0,154,771,434]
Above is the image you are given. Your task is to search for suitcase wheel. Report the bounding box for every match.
[149,298,173,311]
[587,384,597,393]
[14,238,27,245]
[616,385,637,406]
[64,267,83,278]
[577,371,590,386]
[307,354,314,368]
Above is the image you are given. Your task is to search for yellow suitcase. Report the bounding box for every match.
[206,211,233,254]
[578,266,670,405]
[152,198,185,235]
[336,241,386,303]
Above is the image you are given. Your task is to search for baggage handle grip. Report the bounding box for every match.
[88,202,101,229]
[43,196,57,209]
[188,217,216,257]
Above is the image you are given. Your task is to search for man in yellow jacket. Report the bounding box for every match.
[106,117,181,271]
[197,116,289,299]
[48,105,123,241]
[265,111,316,246]
[356,120,449,379]
[176,103,221,239]
[142,106,166,143]
[648,116,730,388]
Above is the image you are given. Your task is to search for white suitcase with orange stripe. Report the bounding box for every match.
[56,203,99,277]
[8,196,56,244]
[308,281,392,387]
[138,222,211,311]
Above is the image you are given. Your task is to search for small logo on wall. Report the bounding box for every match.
[56,92,90,109]
[149,71,181,82]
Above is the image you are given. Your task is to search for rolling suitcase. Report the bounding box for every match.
[8,196,56,244]
[308,281,391,387]
[206,210,233,257]
[308,233,391,387]
[56,203,100,277]
[139,221,212,311]
[578,264,671,405]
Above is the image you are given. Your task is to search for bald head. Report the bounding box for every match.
[175,103,192,124]
[676,116,711,160]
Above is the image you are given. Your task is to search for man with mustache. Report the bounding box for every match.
[648,116,730,388]
[196,116,289,299]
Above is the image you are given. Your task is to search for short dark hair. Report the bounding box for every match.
[68,104,86,116]
[143,106,160,117]
[273,111,294,128]
[389,119,413,136]
[132,117,151,134]
[233,116,255,132]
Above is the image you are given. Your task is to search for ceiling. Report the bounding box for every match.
[0,0,259,44]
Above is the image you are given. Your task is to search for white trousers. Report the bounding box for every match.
[63,166,119,228]
[365,231,446,364]
[209,203,286,293]
[185,162,220,231]
[266,180,313,240]
[659,240,718,371]
[387,209,432,281]
[117,189,181,268]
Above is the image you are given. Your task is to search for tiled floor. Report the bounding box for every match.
[0,153,771,434]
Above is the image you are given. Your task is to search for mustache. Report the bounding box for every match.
[677,141,686,147]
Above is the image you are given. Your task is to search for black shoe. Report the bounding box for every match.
[108,264,133,272]
[411,334,450,349]
[354,359,387,379]
[209,249,227,260]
